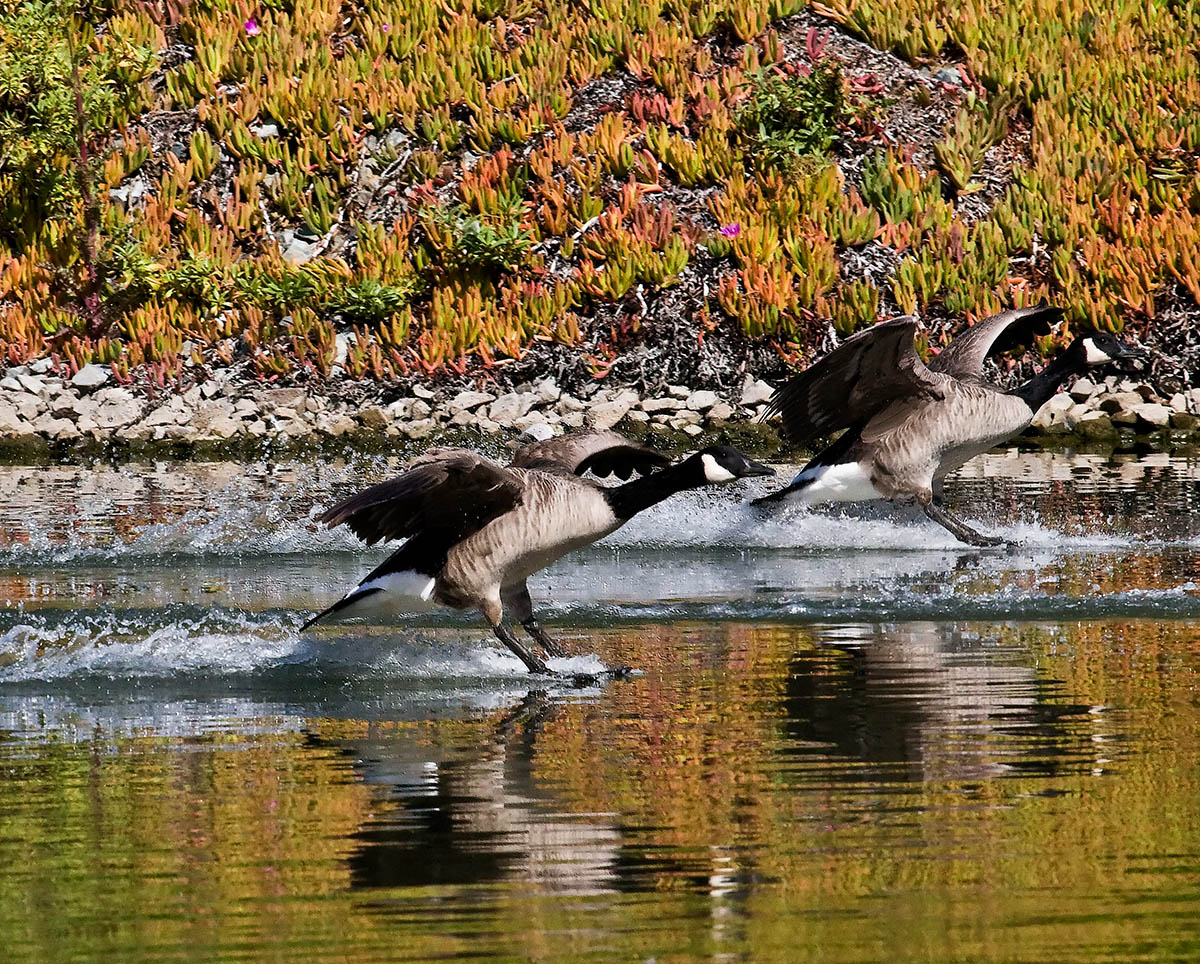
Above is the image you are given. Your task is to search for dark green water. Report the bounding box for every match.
[2,451,1199,963]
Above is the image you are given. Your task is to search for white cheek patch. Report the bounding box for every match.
[701,453,737,483]
[1083,337,1113,365]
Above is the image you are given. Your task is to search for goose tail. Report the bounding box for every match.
[299,587,384,632]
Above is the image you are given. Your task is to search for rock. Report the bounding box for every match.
[488,392,537,425]
[1186,389,1200,414]
[684,390,720,412]
[0,376,22,392]
[514,417,556,437]
[402,418,437,439]
[317,413,357,436]
[1075,412,1117,439]
[1170,412,1199,431]
[707,401,734,421]
[48,391,81,419]
[1069,377,1099,402]
[641,396,682,414]
[200,381,221,399]
[740,375,774,407]
[1046,392,1075,413]
[32,414,77,439]
[1031,408,1070,434]
[411,399,433,419]
[934,66,963,86]
[251,123,280,139]
[682,423,704,436]
[1098,392,1143,414]
[140,405,182,428]
[668,410,702,429]
[71,364,110,390]
[626,409,650,423]
[0,400,25,435]
[668,384,690,399]
[532,378,561,404]
[202,416,242,440]
[1131,403,1171,429]
[28,358,52,374]
[448,409,477,427]
[357,406,388,430]
[282,236,317,264]
[556,394,586,413]
[14,373,46,395]
[260,388,307,412]
[411,384,435,399]
[449,390,495,413]
[1168,392,1187,412]
[560,411,586,429]
[92,397,143,429]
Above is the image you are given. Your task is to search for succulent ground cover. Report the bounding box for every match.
[0,0,1197,399]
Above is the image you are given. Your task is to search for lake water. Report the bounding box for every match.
[2,450,1199,963]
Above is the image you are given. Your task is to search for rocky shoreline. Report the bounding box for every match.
[1,360,1198,459]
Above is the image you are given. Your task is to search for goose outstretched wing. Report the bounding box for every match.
[761,318,950,444]
[317,451,525,547]
[929,304,1063,381]
[511,430,671,480]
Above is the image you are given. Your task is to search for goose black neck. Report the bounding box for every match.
[1012,347,1087,412]
[604,460,703,520]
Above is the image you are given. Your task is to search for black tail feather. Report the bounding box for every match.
[299,586,384,632]
[751,476,813,507]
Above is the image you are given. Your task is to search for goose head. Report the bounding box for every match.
[1072,331,1148,370]
[684,445,775,485]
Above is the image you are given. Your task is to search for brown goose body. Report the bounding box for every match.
[756,305,1145,544]
[303,432,772,672]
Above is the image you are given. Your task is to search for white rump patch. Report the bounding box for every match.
[338,569,439,619]
[701,453,737,483]
[790,462,884,504]
[1083,337,1113,365]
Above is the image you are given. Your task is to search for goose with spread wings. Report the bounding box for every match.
[754,305,1146,545]
[303,431,773,672]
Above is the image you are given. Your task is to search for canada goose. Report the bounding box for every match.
[303,433,774,673]
[754,305,1146,545]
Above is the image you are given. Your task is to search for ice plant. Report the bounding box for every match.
[720,223,742,237]
[243,18,259,36]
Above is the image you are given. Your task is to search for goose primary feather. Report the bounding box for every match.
[303,431,772,673]
[756,305,1146,545]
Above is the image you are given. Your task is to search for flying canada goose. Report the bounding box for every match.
[754,305,1146,545]
[303,432,774,673]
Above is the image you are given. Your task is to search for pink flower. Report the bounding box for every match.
[719,222,741,238]
[244,18,260,36]
[381,23,391,31]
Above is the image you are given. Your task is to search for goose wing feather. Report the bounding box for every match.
[317,451,525,547]
[511,430,671,480]
[762,318,949,444]
[929,304,1063,381]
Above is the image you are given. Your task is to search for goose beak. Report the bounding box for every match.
[741,459,776,478]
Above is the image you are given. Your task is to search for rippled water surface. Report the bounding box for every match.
[3,450,1200,963]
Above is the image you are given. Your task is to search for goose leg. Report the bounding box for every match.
[922,501,1006,547]
[492,622,552,674]
[502,581,567,659]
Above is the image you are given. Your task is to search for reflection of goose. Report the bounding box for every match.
[303,433,772,673]
[340,691,623,896]
[784,622,1086,782]
[755,307,1146,545]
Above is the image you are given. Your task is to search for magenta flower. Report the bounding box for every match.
[719,222,741,238]
[244,18,260,36]
[381,23,391,31]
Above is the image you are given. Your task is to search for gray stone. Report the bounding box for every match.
[1069,377,1098,402]
[532,378,561,404]
[1046,392,1075,414]
[641,396,682,414]
[357,406,389,430]
[202,416,242,440]
[48,392,81,418]
[282,237,317,265]
[14,373,45,395]
[0,400,25,435]
[411,384,435,399]
[668,384,691,399]
[317,413,357,436]
[1098,392,1143,414]
[28,358,53,374]
[140,405,182,428]
[32,414,77,438]
[740,375,774,407]
[411,399,432,419]
[488,392,536,424]
[1186,389,1200,414]
[260,388,307,412]
[0,376,22,392]
[402,418,437,439]
[682,423,704,437]
[251,123,280,139]
[1076,412,1117,439]
[449,390,495,413]
[626,409,650,423]
[1132,403,1171,428]
[556,394,586,413]
[560,411,586,429]
[934,67,963,86]
[684,390,720,412]
[1168,392,1187,412]
[71,364,110,390]
[668,410,702,429]
[588,400,633,431]
[92,398,143,429]
[707,401,734,421]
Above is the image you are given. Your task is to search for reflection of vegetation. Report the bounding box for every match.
[0,618,1198,961]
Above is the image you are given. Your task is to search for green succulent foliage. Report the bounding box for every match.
[0,0,155,249]
[428,200,531,273]
[327,278,421,326]
[736,64,846,169]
